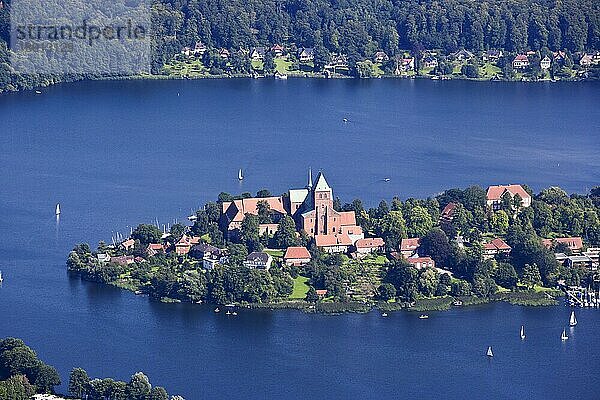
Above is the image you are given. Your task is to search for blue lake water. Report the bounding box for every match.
[0,78,599,399]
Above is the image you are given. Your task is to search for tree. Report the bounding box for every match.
[256,189,271,198]
[227,244,248,267]
[461,63,479,78]
[405,206,433,238]
[33,364,60,393]
[69,368,90,398]
[149,386,169,400]
[377,283,396,301]
[494,262,518,289]
[490,210,509,234]
[126,372,152,400]
[473,274,498,297]
[240,214,262,252]
[0,375,35,400]
[131,224,162,246]
[378,211,406,250]
[169,224,186,242]
[418,268,439,297]
[419,228,452,267]
[305,286,319,303]
[522,263,541,289]
[256,200,272,224]
[273,216,298,248]
[263,52,275,74]
[356,60,374,78]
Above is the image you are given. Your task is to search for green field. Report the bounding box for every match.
[290,276,310,299]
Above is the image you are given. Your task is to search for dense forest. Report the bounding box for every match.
[1,0,599,90]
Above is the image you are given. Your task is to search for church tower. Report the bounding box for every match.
[313,171,333,235]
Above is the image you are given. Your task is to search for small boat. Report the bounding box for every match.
[486,346,494,357]
[226,310,231,315]
[453,300,463,306]
[238,169,244,181]
[342,118,348,123]
[55,203,61,216]
[383,178,391,182]
[214,307,220,313]
[569,311,577,327]
[419,314,429,319]
[381,313,388,317]
[520,325,526,340]
[561,328,568,341]
[232,312,238,316]
[274,72,288,80]
[35,90,42,94]
[0,270,3,283]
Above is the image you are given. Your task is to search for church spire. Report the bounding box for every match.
[307,167,313,189]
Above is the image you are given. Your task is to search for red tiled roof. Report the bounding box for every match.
[400,238,421,251]
[441,202,458,218]
[542,237,583,250]
[406,257,435,268]
[490,238,511,250]
[315,233,353,247]
[147,243,164,250]
[284,246,311,260]
[355,237,385,248]
[486,185,530,201]
[514,54,528,62]
[315,289,328,296]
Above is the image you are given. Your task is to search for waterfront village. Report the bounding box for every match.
[67,171,600,313]
[165,42,600,81]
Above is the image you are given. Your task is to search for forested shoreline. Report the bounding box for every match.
[1,0,600,92]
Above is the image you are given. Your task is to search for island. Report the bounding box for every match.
[66,171,600,313]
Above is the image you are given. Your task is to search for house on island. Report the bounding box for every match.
[146,243,164,257]
[244,252,273,270]
[422,55,438,69]
[97,253,111,263]
[553,51,567,64]
[400,238,421,258]
[175,235,201,255]
[283,246,311,266]
[483,238,512,259]
[486,185,532,210]
[218,48,230,59]
[512,54,529,69]
[354,238,385,256]
[542,237,583,253]
[190,243,228,270]
[440,202,458,223]
[483,49,503,62]
[221,196,287,236]
[407,257,435,269]
[111,255,135,266]
[120,239,135,251]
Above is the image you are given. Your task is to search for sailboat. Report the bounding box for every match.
[55,203,61,216]
[0,270,3,283]
[486,346,494,357]
[569,311,577,327]
[520,325,526,340]
[238,168,244,181]
[561,328,569,341]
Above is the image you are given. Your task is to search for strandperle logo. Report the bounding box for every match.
[10,0,151,75]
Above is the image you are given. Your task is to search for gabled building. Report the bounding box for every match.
[553,51,567,64]
[297,171,364,247]
[400,238,421,258]
[298,47,314,62]
[452,49,474,61]
[354,237,385,256]
[486,185,532,210]
[407,257,435,269]
[440,202,458,223]
[483,49,503,62]
[540,56,551,70]
[120,239,135,251]
[512,54,529,69]
[542,237,583,253]
[175,235,201,256]
[271,44,284,57]
[221,196,288,233]
[373,51,389,63]
[244,252,273,270]
[422,55,438,69]
[483,238,512,259]
[250,47,266,60]
[146,243,164,257]
[283,246,311,266]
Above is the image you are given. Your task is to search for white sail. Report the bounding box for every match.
[486,346,493,357]
[569,311,577,327]
[238,169,244,180]
[0,270,3,282]
[55,203,61,215]
[561,328,568,341]
[520,325,525,339]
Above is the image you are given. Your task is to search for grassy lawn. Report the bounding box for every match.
[289,276,310,299]
[264,249,284,258]
[480,62,501,78]
[251,59,264,71]
[162,59,210,78]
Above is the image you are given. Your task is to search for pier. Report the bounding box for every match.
[562,285,600,308]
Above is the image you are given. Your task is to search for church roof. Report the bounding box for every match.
[314,171,331,191]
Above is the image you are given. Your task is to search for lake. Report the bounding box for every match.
[0,78,599,399]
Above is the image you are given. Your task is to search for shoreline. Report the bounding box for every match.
[105,277,560,314]
[1,72,596,95]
